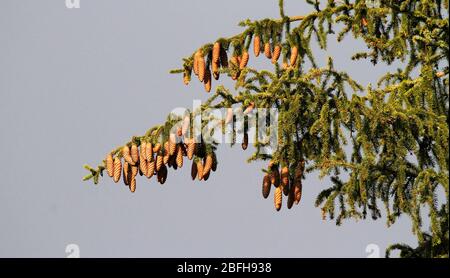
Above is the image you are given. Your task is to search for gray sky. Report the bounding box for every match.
[0,0,417,257]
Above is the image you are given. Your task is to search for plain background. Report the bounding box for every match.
[0,0,418,257]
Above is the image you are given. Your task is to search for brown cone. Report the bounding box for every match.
[239,52,249,70]
[274,186,282,211]
[264,42,272,59]
[212,62,220,80]
[253,35,261,57]
[157,165,167,184]
[262,174,271,199]
[219,46,228,68]
[113,157,122,183]
[187,141,195,160]
[290,46,298,66]
[123,161,131,186]
[169,134,177,156]
[129,177,136,193]
[204,67,212,93]
[122,145,134,165]
[212,42,220,63]
[270,168,280,188]
[191,160,198,180]
[146,159,155,178]
[281,167,289,188]
[271,45,281,63]
[241,133,248,150]
[287,183,295,209]
[197,160,204,180]
[153,143,161,153]
[145,143,153,161]
[176,145,183,168]
[139,151,148,177]
[140,142,147,160]
[131,144,139,164]
[203,155,213,176]
[106,153,114,177]
[197,51,205,82]
[156,155,163,171]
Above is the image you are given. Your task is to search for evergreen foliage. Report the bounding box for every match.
[84,0,449,257]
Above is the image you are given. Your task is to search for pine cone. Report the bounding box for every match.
[270,168,280,187]
[176,144,183,168]
[203,170,210,181]
[204,67,212,93]
[290,46,298,66]
[153,143,161,153]
[106,153,114,177]
[197,50,205,82]
[131,165,138,178]
[139,153,148,177]
[122,145,134,165]
[191,160,198,180]
[281,167,289,188]
[212,42,220,64]
[129,177,136,193]
[169,134,177,156]
[212,62,220,80]
[131,144,139,164]
[271,45,281,63]
[294,160,305,204]
[262,174,271,199]
[193,51,200,76]
[241,132,248,150]
[274,186,282,211]
[113,157,122,183]
[145,143,153,161]
[287,183,295,209]
[197,160,204,180]
[157,165,167,184]
[156,154,163,171]
[219,46,228,68]
[239,51,249,69]
[294,181,302,205]
[187,141,195,160]
[203,155,213,176]
[264,42,272,59]
[253,35,261,57]
[146,160,155,178]
[123,161,131,186]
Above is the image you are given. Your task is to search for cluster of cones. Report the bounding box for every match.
[184,36,299,91]
[262,160,305,211]
[104,134,217,192]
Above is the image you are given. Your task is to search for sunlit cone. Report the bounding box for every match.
[146,160,155,178]
[271,45,281,63]
[131,144,139,164]
[130,177,136,193]
[274,186,282,211]
[123,161,131,186]
[113,157,122,183]
[239,51,249,70]
[203,170,210,181]
[253,35,261,57]
[106,153,114,177]
[163,152,170,165]
[225,108,233,124]
[176,145,183,168]
[281,167,289,188]
[197,51,205,82]
[264,42,271,59]
[141,142,147,159]
[287,183,295,209]
[204,67,212,93]
[294,160,304,204]
[193,51,200,76]
[219,46,228,68]
[197,160,204,180]
[203,155,213,176]
[131,165,138,178]
[241,132,248,150]
[153,143,161,153]
[212,42,220,63]
[262,174,271,199]
[122,145,134,165]
[145,143,153,161]
[139,153,148,177]
[187,141,195,160]
[156,155,163,171]
[191,160,198,180]
[212,62,220,80]
[169,134,177,156]
[290,46,298,66]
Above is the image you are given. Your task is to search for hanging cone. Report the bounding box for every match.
[290,46,298,66]
[274,186,282,211]
[203,155,213,176]
[241,132,248,150]
[122,145,134,165]
[123,161,131,186]
[203,170,210,181]
[204,67,212,93]
[156,155,163,171]
[191,160,198,180]
[239,51,249,69]
[197,50,205,82]
[294,181,302,205]
[270,168,280,187]
[219,46,228,68]
[271,45,281,63]
[129,177,136,193]
[131,144,139,164]
[145,143,153,161]
[193,51,200,76]
[287,182,295,209]
[106,153,114,177]
[212,42,220,63]
[187,141,195,160]
[253,35,261,57]
[281,167,289,189]
[163,151,170,165]
[262,174,271,199]
[146,159,155,178]
[140,142,147,161]
[131,165,138,178]
[212,62,220,80]
[113,157,122,183]
[197,160,204,180]
[176,145,183,168]
[264,42,272,59]
[139,153,148,177]
[169,134,177,156]
[294,160,305,204]
[153,143,161,153]
[157,165,167,184]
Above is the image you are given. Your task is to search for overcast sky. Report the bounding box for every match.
[0,0,418,257]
